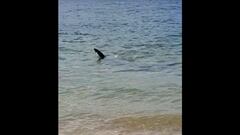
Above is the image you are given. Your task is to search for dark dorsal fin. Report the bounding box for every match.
[94,48,105,59]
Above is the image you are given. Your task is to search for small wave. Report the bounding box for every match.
[166,34,181,38]
[59,47,82,53]
[61,40,86,43]
[161,18,174,23]
[117,50,154,62]
[73,32,91,36]
[73,37,83,40]
[93,88,145,100]
[114,68,150,73]
[166,62,181,67]
[59,32,69,35]
[152,19,160,23]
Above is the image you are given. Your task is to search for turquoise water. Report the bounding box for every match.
[59,0,181,134]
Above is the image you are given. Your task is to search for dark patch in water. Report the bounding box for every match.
[114,69,149,73]
[74,32,91,36]
[166,62,181,66]
[59,32,69,35]
[59,57,66,61]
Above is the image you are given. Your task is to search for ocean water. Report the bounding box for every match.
[59,0,182,134]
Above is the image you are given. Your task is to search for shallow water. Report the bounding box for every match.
[59,0,182,134]
[59,114,181,135]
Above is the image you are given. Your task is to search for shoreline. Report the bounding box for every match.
[59,113,181,135]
